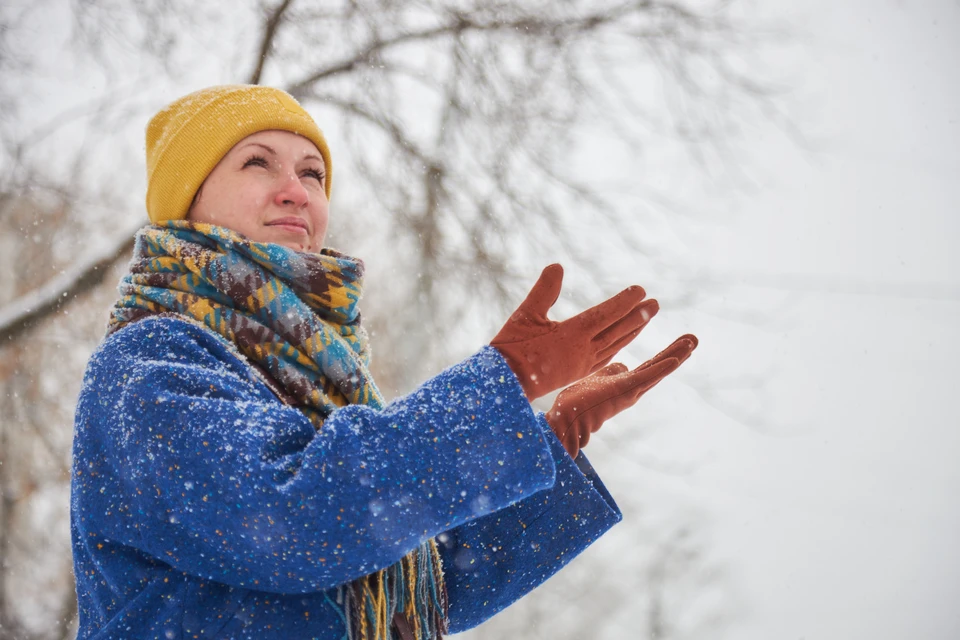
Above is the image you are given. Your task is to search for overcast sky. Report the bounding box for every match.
[580,1,960,638]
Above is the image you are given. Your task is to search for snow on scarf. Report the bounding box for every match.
[108,220,447,640]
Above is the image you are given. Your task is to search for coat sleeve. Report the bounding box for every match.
[71,317,557,595]
[439,413,622,633]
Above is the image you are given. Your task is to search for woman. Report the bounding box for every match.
[70,85,697,639]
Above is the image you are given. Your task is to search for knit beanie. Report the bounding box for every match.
[145,85,332,224]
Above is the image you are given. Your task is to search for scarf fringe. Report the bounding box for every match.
[344,539,447,640]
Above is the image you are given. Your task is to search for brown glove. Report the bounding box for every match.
[492,264,659,401]
[545,334,698,458]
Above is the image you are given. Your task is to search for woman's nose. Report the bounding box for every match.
[274,172,309,207]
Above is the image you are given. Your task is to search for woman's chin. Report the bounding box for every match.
[276,240,309,252]
[252,231,309,252]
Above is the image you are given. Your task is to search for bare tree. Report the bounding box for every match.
[0,0,794,637]
[7,0,791,380]
[0,193,125,639]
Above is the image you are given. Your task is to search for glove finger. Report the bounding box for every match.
[570,362,628,393]
[625,357,682,398]
[636,335,697,371]
[672,336,698,366]
[560,355,684,452]
[572,284,648,334]
[592,299,659,350]
[595,335,695,392]
[517,263,564,319]
[583,357,681,412]
[678,333,699,349]
[557,362,630,400]
[591,362,629,378]
[656,333,698,360]
[594,313,655,362]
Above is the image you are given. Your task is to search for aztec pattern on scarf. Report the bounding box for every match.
[108,220,447,640]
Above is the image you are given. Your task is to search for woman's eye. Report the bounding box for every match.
[302,169,325,184]
[243,155,269,168]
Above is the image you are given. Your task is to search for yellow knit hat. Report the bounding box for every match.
[145,84,332,223]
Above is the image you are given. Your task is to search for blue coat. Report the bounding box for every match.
[71,317,622,638]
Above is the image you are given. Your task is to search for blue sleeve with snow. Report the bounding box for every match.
[440,414,622,633]
[72,317,557,595]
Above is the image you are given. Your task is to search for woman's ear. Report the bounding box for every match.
[185,184,205,219]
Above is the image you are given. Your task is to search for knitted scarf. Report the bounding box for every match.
[108,220,447,640]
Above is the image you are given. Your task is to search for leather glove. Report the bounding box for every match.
[545,334,698,458]
[491,264,659,401]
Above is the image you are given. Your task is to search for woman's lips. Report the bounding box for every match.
[267,217,309,235]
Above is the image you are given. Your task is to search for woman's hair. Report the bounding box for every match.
[145,85,332,224]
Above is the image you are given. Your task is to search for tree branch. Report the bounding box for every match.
[248,0,296,85]
[286,7,628,98]
[308,93,434,166]
[0,228,138,344]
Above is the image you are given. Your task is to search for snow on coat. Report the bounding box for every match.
[70,316,622,638]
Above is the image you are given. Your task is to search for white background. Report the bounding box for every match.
[583,1,960,638]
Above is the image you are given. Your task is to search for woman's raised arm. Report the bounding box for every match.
[72,316,556,594]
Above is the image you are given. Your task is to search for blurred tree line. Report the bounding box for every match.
[0,0,791,637]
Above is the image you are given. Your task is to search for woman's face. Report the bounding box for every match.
[187,130,329,252]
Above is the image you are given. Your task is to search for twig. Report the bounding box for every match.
[248,0,296,85]
[0,228,138,344]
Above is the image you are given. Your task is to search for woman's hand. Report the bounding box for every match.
[491,264,659,401]
[546,334,698,458]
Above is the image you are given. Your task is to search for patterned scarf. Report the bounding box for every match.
[108,221,447,640]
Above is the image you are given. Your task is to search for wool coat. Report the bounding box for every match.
[71,316,622,639]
